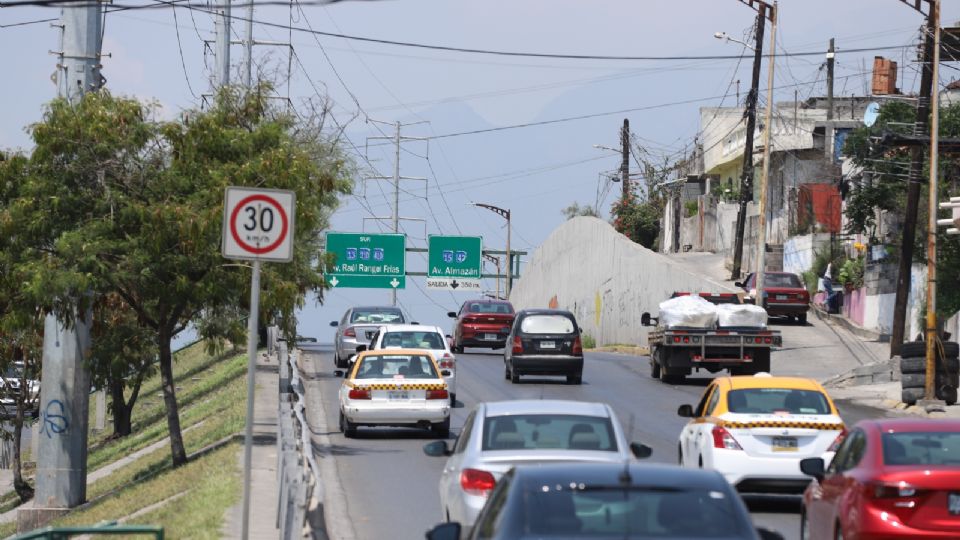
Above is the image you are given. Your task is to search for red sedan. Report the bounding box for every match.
[447,299,515,353]
[800,418,960,539]
[737,271,810,324]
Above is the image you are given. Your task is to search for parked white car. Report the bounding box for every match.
[363,324,457,404]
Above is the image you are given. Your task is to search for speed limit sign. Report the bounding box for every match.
[222,187,295,262]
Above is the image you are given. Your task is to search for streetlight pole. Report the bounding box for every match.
[474,203,512,297]
[754,1,778,309]
[483,253,501,299]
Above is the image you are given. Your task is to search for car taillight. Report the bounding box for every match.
[344,327,356,338]
[673,337,681,343]
[764,337,772,344]
[827,428,847,452]
[572,336,583,355]
[439,354,455,369]
[460,468,496,497]
[870,481,919,500]
[711,425,743,450]
[426,389,449,400]
[512,336,523,354]
[348,388,370,400]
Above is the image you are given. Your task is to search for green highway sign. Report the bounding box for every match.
[325,232,406,289]
[428,235,482,280]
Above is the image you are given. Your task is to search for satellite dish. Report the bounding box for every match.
[863,102,880,127]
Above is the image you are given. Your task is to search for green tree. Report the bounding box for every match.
[2,87,351,466]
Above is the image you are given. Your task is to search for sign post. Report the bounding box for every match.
[427,235,483,291]
[324,232,406,290]
[222,187,295,540]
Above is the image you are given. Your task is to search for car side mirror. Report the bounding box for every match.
[734,281,744,288]
[756,528,784,540]
[440,369,451,377]
[447,312,457,319]
[629,442,652,459]
[355,344,367,353]
[423,440,452,457]
[677,404,695,418]
[425,522,461,540]
[799,457,825,482]
[330,321,339,327]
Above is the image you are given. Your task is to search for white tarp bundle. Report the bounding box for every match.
[715,303,768,328]
[658,295,718,329]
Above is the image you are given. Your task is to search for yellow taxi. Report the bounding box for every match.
[338,348,451,438]
[677,373,845,494]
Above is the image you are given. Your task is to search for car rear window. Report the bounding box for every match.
[351,309,404,324]
[766,274,803,288]
[515,485,747,538]
[520,315,575,334]
[468,302,514,314]
[482,414,617,452]
[726,388,831,415]
[381,331,445,350]
[354,354,438,379]
[882,432,960,466]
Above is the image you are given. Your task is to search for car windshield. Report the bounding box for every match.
[353,354,438,380]
[482,414,617,452]
[381,331,445,350]
[351,309,404,324]
[512,484,747,538]
[766,274,803,288]
[882,432,960,466]
[726,388,831,415]
[468,303,513,314]
[520,315,575,334]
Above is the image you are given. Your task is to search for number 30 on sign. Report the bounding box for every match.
[222,187,296,262]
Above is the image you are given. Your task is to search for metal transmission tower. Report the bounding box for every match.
[24,0,104,529]
[365,121,428,306]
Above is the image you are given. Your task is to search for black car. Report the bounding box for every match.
[504,309,583,385]
[425,462,783,540]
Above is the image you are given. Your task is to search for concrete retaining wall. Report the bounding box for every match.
[509,217,735,346]
[782,233,832,275]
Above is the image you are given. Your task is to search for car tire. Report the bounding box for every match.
[432,418,450,438]
[901,373,935,388]
[751,350,771,374]
[453,344,464,354]
[800,508,810,540]
[677,444,683,466]
[901,387,926,405]
[511,368,520,384]
[566,373,582,385]
[450,393,456,406]
[901,341,960,359]
[504,363,511,380]
[900,356,960,374]
[650,357,661,379]
[798,313,808,325]
[339,411,357,438]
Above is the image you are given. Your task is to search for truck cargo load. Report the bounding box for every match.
[658,295,718,329]
[715,303,768,329]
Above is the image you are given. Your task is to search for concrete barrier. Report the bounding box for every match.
[509,217,735,346]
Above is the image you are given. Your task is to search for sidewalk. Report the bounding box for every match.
[223,351,279,539]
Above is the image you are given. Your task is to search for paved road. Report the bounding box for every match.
[300,342,890,540]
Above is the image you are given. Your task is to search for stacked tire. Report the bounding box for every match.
[899,341,959,405]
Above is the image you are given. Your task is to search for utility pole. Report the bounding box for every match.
[891,0,937,357]
[242,0,254,88]
[24,0,103,529]
[214,0,232,87]
[621,119,631,200]
[923,0,942,402]
[754,2,778,307]
[730,3,767,280]
[826,38,835,121]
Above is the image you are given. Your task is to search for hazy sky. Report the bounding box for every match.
[2,1,959,341]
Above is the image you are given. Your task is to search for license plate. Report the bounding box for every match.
[387,391,409,401]
[776,295,788,300]
[949,493,960,515]
[772,436,798,452]
[484,333,497,340]
[540,341,556,349]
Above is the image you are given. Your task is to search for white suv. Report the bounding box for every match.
[365,324,457,404]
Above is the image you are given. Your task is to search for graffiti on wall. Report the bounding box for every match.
[41,399,69,438]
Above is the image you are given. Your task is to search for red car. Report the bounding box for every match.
[447,299,515,353]
[737,271,810,324]
[800,418,960,539]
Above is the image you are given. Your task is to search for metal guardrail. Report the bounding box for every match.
[276,340,325,539]
[12,521,163,540]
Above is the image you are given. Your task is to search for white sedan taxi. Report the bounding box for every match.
[339,349,452,438]
[677,373,845,494]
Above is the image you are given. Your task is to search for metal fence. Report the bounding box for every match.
[276,341,325,539]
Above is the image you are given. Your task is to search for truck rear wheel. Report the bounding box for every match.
[659,351,685,384]
[650,351,661,379]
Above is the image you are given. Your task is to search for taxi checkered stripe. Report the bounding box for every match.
[350,383,446,390]
[723,421,843,430]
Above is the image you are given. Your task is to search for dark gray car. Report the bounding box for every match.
[504,309,583,384]
[330,306,407,368]
[426,462,784,540]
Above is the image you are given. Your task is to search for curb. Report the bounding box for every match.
[812,305,886,342]
[589,346,649,356]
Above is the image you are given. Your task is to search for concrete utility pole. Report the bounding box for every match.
[621,119,631,200]
[22,1,103,530]
[826,38,835,121]
[923,0,942,403]
[730,4,767,280]
[754,2,778,307]
[242,0,254,88]
[891,0,937,357]
[214,0,232,87]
